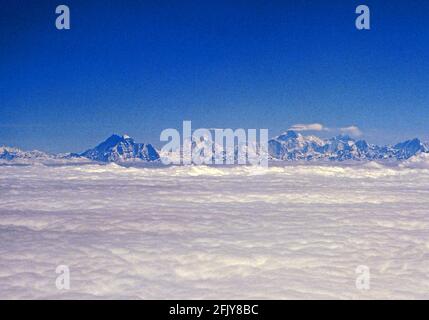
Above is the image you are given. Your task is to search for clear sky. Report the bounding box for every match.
[1,0,428,153]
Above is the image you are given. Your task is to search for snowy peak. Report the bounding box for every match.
[80,134,160,162]
[277,130,302,141]
[0,146,50,160]
[1,132,427,163]
[90,134,134,153]
[269,132,429,161]
[393,138,427,159]
[269,130,326,160]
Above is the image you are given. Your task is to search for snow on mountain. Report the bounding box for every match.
[0,146,51,161]
[80,134,160,162]
[0,146,94,165]
[0,134,160,164]
[1,132,427,163]
[268,130,428,161]
[268,130,326,160]
[160,135,228,164]
[160,134,266,165]
[393,138,428,160]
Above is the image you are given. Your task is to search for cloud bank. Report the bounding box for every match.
[289,123,363,138]
[0,162,428,299]
[289,123,327,132]
[340,125,363,137]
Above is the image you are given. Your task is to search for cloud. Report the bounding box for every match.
[288,123,364,138]
[0,163,428,299]
[340,126,363,137]
[289,123,328,132]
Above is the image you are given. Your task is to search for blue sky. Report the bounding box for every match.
[1,0,428,152]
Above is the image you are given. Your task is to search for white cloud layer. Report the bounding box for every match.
[289,123,327,132]
[340,125,363,137]
[0,161,429,299]
[289,123,364,138]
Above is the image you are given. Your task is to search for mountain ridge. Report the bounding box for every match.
[1,131,428,163]
[268,130,429,161]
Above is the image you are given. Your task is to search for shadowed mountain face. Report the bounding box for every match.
[80,134,160,162]
[268,131,429,161]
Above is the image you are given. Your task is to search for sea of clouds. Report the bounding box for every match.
[1,156,429,299]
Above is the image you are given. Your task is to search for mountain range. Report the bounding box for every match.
[1,131,428,163]
[268,131,429,161]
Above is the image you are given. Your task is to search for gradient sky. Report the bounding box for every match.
[1,0,428,152]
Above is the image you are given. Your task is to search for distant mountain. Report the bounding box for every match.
[0,146,89,163]
[268,130,429,161]
[1,134,159,163]
[393,138,429,160]
[0,146,51,161]
[80,134,160,162]
[1,132,427,163]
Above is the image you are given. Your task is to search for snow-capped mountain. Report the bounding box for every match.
[80,134,160,162]
[0,146,92,164]
[160,134,266,165]
[0,146,51,161]
[268,131,326,160]
[392,138,429,160]
[1,134,159,163]
[1,132,427,163]
[268,130,429,161]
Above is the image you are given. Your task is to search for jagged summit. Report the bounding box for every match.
[277,130,301,140]
[269,132,429,161]
[0,146,50,160]
[1,131,428,163]
[91,134,132,152]
[80,134,160,163]
[393,138,428,159]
